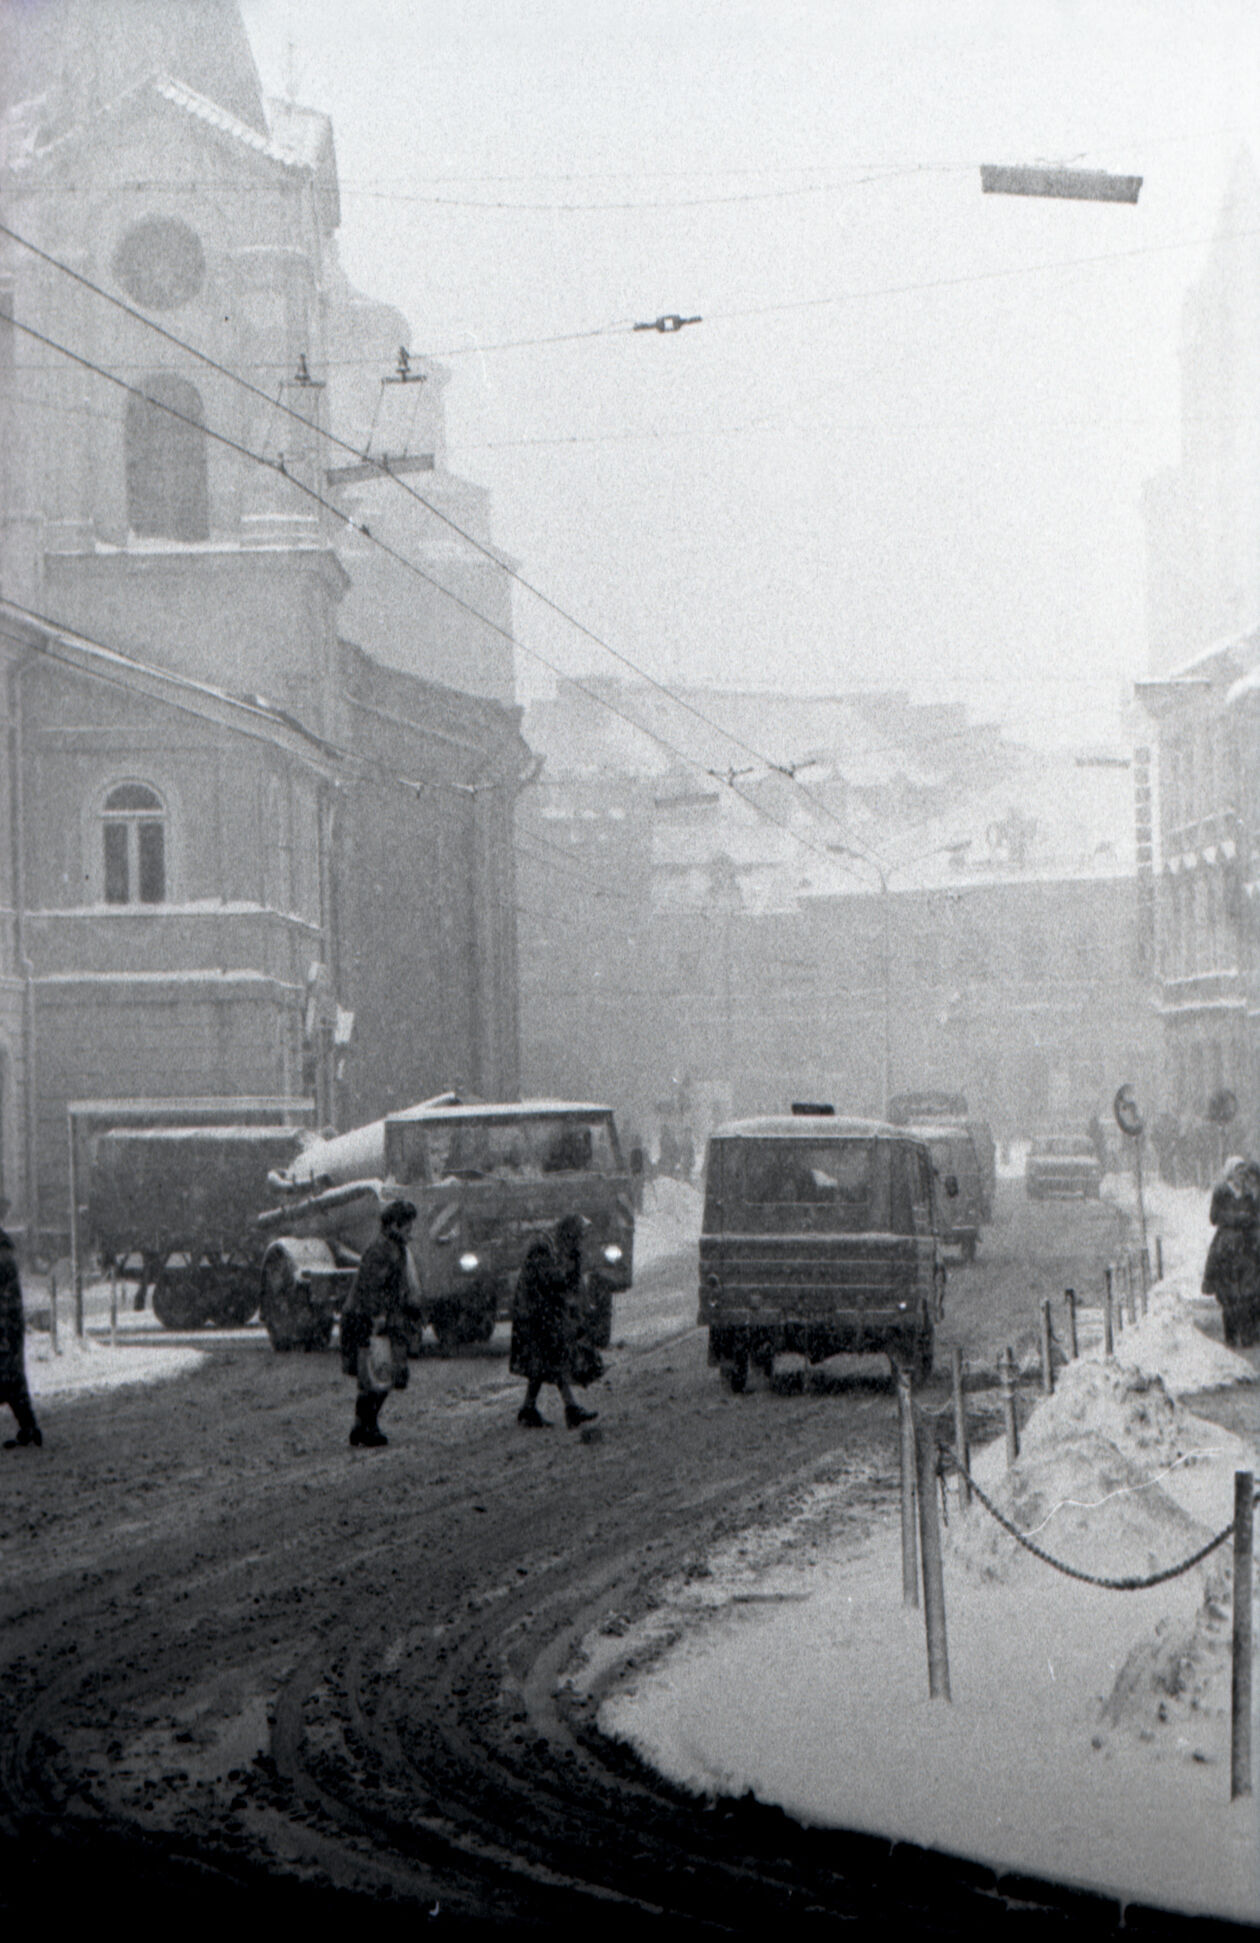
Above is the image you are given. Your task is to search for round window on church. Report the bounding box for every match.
[112,217,206,310]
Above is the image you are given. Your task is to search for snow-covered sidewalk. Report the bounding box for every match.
[583,1183,1260,1925]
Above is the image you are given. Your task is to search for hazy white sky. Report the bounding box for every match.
[241,0,1260,744]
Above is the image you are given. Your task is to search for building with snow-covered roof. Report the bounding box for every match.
[517,680,1158,1149]
[0,1,529,1244]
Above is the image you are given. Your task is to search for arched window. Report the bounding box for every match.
[102,784,166,905]
[125,374,209,540]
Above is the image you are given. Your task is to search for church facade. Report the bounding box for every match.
[0,1,526,1243]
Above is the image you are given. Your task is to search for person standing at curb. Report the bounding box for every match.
[510,1213,599,1430]
[340,1198,420,1449]
[1202,1156,1260,1349]
[0,1204,41,1450]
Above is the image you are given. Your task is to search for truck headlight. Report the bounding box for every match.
[602,1243,624,1265]
[457,1252,480,1274]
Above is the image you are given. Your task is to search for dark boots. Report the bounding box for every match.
[517,1401,552,1428]
[564,1402,598,1429]
[3,1391,41,1450]
[349,1393,388,1448]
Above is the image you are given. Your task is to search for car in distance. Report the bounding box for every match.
[1024,1134,1103,1201]
[697,1109,946,1390]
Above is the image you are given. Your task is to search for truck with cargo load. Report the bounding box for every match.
[256,1096,635,1353]
[698,1109,947,1391]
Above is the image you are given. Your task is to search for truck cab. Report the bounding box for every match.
[258,1098,634,1352]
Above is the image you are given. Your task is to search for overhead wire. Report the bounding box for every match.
[2,307,869,886]
[1,213,1147,853]
[0,219,889,872]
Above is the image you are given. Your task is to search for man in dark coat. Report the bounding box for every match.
[510,1213,598,1429]
[1202,1157,1260,1349]
[0,1215,41,1450]
[340,1199,420,1448]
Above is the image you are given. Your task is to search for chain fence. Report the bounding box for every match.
[935,1443,1257,1592]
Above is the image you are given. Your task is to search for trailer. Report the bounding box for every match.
[87,1124,308,1328]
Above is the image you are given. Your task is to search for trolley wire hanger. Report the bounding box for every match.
[327,345,435,488]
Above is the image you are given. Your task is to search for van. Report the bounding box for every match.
[905,1121,984,1261]
[697,1115,946,1391]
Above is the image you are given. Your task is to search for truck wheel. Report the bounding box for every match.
[261,1248,327,1352]
[430,1300,465,1356]
[153,1268,209,1331]
[911,1315,935,1383]
[719,1337,749,1393]
[204,1265,258,1328]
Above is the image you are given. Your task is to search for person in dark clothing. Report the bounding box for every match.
[340,1198,420,1448]
[0,1215,41,1450]
[510,1213,598,1429]
[1202,1157,1260,1349]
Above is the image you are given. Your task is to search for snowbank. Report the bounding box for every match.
[634,1177,703,1272]
[588,1217,1260,1923]
[23,1322,205,1399]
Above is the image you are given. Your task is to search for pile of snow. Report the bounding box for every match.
[945,1363,1231,1593]
[590,1236,1259,1921]
[1093,1284,1255,1395]
[634,1177,703,1271]
[23,1324,204,1398]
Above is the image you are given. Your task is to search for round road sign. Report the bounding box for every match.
[1113,1084,1144,1138]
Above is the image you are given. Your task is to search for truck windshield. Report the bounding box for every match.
[389,1114,621,1183]
[715,1138,891,1233]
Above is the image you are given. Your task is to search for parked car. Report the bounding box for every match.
[1025,1135,1103,1200]
[697,1109,946,1390]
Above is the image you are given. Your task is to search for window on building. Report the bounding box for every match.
[102,784,166,905]
[125,374,209,540]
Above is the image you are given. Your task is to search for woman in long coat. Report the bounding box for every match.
[510,1214,598,1429]
[1202,1157,1260,1348]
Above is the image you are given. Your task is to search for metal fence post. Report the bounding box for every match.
[48,1269,58,1356]
[109,1264,118,1351]
[1065,1287,1079,1359]
[1000,1346,1019,1466]
[951,1345,969,1509]
[1155,1235,1164,1282]
[1039,1298,1054,1395]
[915,1416,951,1701]
[1231,1471,1254,1803]
[1103,1267,1114,1355]
[897,1365,919,1607]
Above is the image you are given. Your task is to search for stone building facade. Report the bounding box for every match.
[0,2,527,1243]
[1137,631,1260,1165]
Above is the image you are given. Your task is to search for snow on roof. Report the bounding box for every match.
[151,74,305,167]
[386,1099,613,1123]
[712,1115,899,1139]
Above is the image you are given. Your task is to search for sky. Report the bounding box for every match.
[238,0,1260,746]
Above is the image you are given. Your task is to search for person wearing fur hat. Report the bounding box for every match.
[340,1198,420,1448]
[510,1213,598,1429]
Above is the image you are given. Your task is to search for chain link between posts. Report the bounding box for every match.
[935,1446,1258,1591]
